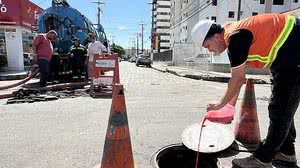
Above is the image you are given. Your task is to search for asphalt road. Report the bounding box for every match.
[0,62,299,167]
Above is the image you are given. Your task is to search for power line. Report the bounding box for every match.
[37,0,48,5]
[243,0,254,13]
[165,1,213,33]
[167,0,228,33]
[172,0,205,26]
[171,0,213,30]
[105,28,141,30]
[177,0,199,13]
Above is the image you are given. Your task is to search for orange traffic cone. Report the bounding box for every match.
[234,79,261,145]
[100,84,134,168]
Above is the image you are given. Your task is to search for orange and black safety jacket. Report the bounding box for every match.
[224,13,299,69]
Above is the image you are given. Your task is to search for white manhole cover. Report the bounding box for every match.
[182,121,234,153]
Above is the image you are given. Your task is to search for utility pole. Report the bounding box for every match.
[139,22,145,54]
[136,33,139,55]
[109,35,115,44]
[92,0,105,30]
[237,0,242,21]
[130,37,135,57]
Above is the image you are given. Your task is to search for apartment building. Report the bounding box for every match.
[170,0,300,64]
[151,0,171,53]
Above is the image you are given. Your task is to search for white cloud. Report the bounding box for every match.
[118,26,126,30]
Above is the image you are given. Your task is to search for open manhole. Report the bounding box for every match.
[153,144,221,168]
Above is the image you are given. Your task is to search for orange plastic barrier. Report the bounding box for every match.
[89,53,120,96]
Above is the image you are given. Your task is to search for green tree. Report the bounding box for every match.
[111,43,125,58]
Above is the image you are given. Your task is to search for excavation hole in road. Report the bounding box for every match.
[154,144,220,168]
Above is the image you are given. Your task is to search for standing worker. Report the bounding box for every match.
[191,13,300,168]
[69,38,87,81]
[33,30,57,87]
[87,32,107,79]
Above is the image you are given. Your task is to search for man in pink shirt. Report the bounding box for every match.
[32,30,57,87]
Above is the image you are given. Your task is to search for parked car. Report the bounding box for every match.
[136,54,151,67]
[129,56,136,63]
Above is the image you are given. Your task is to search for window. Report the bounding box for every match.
[157,19,171,22]
[158,5,171,8]
[157,12,170,15]
[260,0,265,4]
[252,12,258,16]
[228,11,235,18]
[159,33,170,36]
[273,0,284,5]
[212,0,217,6]
[160,40,170,43]
[211,16,216,22]
[157,26,170,29]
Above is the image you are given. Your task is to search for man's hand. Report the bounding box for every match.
[207,63,246,112]
[207,101,223,111]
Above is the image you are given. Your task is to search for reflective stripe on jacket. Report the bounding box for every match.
[224,13,295,68]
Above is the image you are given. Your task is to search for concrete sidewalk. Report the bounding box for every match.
[151,62,271,84]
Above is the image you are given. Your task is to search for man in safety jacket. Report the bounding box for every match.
[69,38,87,81]
[191,13,300,168]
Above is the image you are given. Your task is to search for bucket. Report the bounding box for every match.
[205,104,236,124]
[153,144,221,168]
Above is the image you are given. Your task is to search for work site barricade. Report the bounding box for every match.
[89,53,120,97]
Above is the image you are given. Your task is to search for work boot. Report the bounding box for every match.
[232,155,273,168]
[272,152,298,168]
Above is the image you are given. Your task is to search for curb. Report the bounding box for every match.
[166,68,231,83]
[152,66,270,84]
[151,66,167,73]
[0,74,28,81]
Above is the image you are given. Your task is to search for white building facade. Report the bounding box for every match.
[151,0,172,53]
[170,0,300,64]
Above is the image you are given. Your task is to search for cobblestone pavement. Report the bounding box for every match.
[0,62,299,167]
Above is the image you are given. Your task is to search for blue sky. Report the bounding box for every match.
[30,0,152,49]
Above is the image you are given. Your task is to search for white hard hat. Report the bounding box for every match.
[191,20,214,46]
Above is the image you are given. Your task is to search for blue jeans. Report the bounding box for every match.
[254,68,300,162]
[38,59,50,87]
